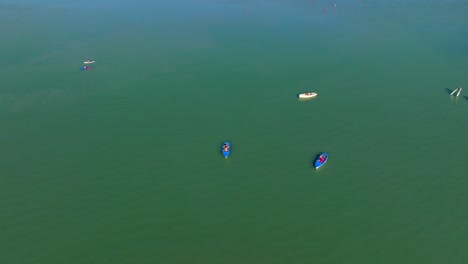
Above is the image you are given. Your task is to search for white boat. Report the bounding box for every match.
[83,60,95,64]
[298,92,317,99]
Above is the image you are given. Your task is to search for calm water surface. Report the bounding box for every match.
[1,0,467,263]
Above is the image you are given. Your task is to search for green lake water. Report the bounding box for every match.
[1,0,467,263]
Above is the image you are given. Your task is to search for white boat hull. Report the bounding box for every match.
[298,93,317,99]
[83,61,95,64]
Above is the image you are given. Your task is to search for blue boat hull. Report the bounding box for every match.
[314,152,328,169]
[221,141,231,158]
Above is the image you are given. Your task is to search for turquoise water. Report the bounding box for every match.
[1,0,467,263]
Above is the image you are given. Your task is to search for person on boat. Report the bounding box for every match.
[83,66,87,69]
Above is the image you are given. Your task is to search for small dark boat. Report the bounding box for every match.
[221,141,231,158]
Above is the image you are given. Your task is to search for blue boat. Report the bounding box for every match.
[80,66,93,71]
[314,152,328,169]
[221,141,231,158]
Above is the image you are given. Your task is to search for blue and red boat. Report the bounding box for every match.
[80,66,93,71]
[221,142,231,158]
[314,152,328,169]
